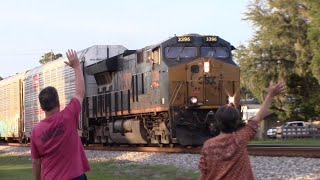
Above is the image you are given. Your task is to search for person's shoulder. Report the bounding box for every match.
[33,121,42,129]
[69,97,81,106]
[236,120,259,134]
[62,97,81,116]
[246,119,259,128]
[70,97,80,103]
[63,98,80,110]
[203,137,218,148]
[31,122,42,136]
[73,95,83,104]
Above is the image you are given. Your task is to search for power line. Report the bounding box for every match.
[0,49,65,56]
[0,49,64,53]
[0,53,43,56]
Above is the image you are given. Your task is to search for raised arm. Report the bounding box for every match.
[251,82,286,123]
[65,49,85,104]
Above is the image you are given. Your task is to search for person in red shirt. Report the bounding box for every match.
[199,82,286,180]
[31,50,90,180]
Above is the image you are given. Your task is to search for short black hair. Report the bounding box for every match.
[215,105,245,133]
[39,86,60,111]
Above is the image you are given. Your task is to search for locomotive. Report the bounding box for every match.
[0,34,240,146]
[85,34,240,146]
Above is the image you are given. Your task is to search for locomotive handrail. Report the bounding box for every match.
[168,81,185,139]
[86,89,131,97]
[169,81,185,105]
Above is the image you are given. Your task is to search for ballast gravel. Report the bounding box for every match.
[1,146,319,180]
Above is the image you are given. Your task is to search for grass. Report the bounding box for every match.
[88,161,199,180]
[249,138,320,145]
[3,138,318,179]
[0,154,199,180]
[0,155,33,180]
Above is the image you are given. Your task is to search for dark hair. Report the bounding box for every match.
[215,105,245,133]
[39,86,60,111]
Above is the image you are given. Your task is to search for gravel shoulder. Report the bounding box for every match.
[1,146,319,180]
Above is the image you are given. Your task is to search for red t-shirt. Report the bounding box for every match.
[31,98,90,180]
[199,120,259,180]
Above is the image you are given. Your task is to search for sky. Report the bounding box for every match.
[0,0,254,78]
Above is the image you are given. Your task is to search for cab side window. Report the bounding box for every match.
[152,48,161,64]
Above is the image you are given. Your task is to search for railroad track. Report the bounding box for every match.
[1,143,320,158]
[247,144,320,158]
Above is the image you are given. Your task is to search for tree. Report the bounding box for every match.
[307,0,320,81]
[235,0,320,121]
[39,51,62,64]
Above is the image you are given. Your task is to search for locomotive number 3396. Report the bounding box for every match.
[177,36,191,42]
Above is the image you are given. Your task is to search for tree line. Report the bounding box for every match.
[235,0,320,121]
[39,51,62,65]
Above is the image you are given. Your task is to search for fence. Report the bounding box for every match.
[276,126,320,139]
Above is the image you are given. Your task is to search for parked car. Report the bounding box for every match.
[267,127,277,138]
[267,121,308,138]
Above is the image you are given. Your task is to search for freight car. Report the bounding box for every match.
[0,72,25,142]
[85,34,240,146]
[0,45,127,143]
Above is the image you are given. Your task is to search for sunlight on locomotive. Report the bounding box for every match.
[204,62,210,73]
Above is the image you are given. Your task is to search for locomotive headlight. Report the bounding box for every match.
[190,97,198,104]
[228,96,235,105]
[204,62,210,73]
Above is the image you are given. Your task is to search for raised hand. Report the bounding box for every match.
[267,82,286,97]
[252,81,286,123]
[65,49,80,69]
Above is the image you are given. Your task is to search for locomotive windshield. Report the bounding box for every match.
[165,47,197,59]
[164,46,230,59]
[200,47,229,58]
